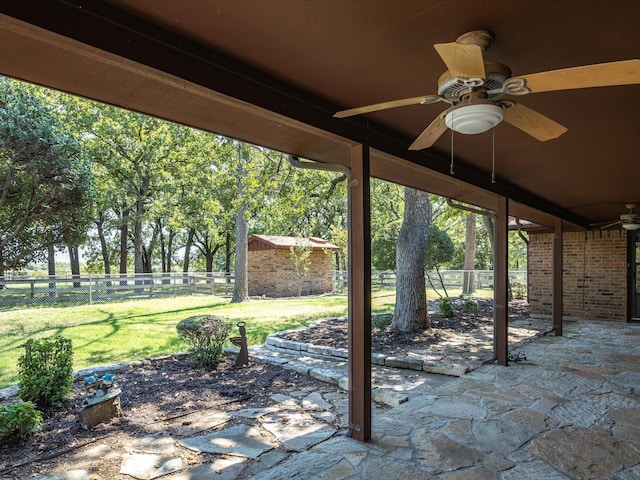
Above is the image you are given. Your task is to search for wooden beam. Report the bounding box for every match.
[495,196,509,366]
[348,144,371,442]
[552,217,563,336]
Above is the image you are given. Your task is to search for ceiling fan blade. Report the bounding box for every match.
[334,95,442,118]
[599,220,622,230]
[514,59,640,94]
[503,103,567,141]
[409,111,448,150]
[434,42,486,79]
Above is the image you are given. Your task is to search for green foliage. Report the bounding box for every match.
[462,299,479,314]
[511,282,526,300]
[177,315,232,367]
[425,225,455,270]
[438,297,456,318]
[18,337,74,411]
[372,314,392,329]
[0,401,42,441]
[0,78,93,273]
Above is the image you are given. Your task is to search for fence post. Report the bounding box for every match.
[89,274,93,305]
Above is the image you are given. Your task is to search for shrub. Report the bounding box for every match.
[438,297,455,318]
[372,314,392,329]
[18,336,74,411]
[462,299,479,314]
[0,401,43,441]
[177,315,232,367]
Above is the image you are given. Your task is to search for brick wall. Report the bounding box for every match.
[247,248,334,297]
[528,230,627,321]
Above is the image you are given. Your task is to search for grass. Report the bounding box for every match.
[0,287,493,389]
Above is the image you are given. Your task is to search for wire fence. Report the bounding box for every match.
[0,272,235,308]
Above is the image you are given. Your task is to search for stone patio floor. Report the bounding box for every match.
[28,319,640,479]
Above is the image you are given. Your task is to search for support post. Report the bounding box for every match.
[552,217,563,336]
[495,196,509,366]
[348,144,371,442]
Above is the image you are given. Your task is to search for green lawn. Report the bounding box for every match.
[0,287,492,389]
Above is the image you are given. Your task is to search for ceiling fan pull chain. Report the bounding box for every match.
[450,111,455,175]
[492,128,496,183]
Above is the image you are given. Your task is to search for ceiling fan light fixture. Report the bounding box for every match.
[445,103,504,134]
[622,223,640,231]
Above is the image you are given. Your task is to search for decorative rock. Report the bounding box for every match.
[179,424,277,458]
[120,453,183,480]
[232,406,280,419]
[260,412,336,451]
[371,388,408,407]
[310,367,342,385]
[249,450,289,475]
[164,456,246,480]
[423,362,469,376]
[302,392,332,411]
[385,356,424,371]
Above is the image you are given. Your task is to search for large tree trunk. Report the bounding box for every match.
[68,244,81,288]
[118,209,129,286]
[47,243,56,298]
[392,187,431,333]
[224,231,232,283]
[182,227,195,285]
[463,213,476,294]
[158,219,167,273]
[232,203,249,302]
[232,141,250,303]
[96,214,111,276]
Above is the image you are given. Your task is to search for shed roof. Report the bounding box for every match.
[248,235,340,251]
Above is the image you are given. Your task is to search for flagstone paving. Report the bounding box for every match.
[27,319,640,479]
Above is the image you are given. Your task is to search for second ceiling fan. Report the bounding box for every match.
[334,30,640,151]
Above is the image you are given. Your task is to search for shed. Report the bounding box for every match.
[247,235,339,297]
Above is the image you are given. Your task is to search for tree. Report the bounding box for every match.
[232,141,250,302]
[462,213,477,294]
[424,225,455,298]
[392,187,431,333]
[0,77,93,275]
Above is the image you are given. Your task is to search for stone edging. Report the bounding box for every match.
[265,318,471,377]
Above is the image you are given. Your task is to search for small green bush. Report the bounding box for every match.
[177,315,232,367]
[0,401,43,441]
[438,297,455,318]
[18,336,74,411]
[372,314,392,329]
[462,299,479,314]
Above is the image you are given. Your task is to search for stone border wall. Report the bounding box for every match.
[266,319,471,377]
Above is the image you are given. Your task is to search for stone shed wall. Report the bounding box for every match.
[248,248,334,297]
[528,230,627,321]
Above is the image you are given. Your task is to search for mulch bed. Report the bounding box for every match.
[281,297,531,356]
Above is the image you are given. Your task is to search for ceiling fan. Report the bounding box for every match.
[598,204,640,230]
[334,30,640,150]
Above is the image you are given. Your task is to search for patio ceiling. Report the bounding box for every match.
[0,1,638,229]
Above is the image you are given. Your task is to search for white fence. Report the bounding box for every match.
[332,269,527,294]
[0,272,234,307]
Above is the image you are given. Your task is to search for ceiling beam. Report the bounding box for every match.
[0,0,590,228]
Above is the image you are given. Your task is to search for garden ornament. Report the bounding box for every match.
[230,321,249,366]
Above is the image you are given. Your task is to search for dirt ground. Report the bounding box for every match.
[0,297,530,478]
